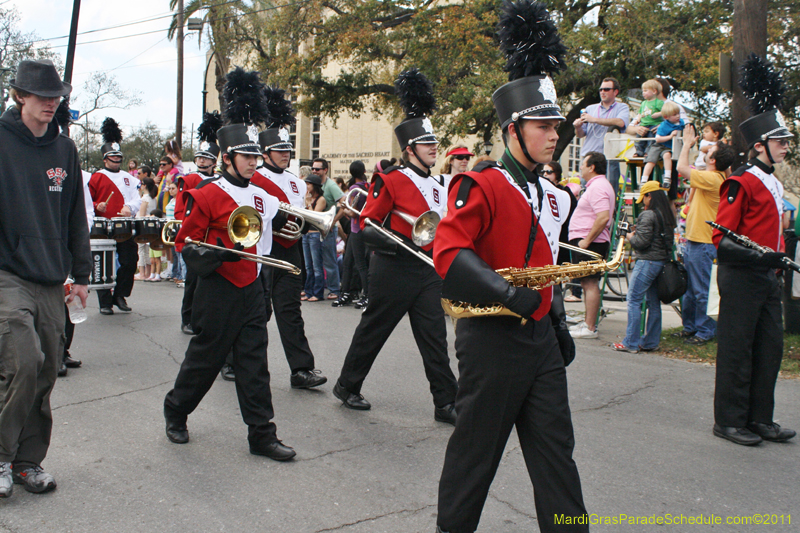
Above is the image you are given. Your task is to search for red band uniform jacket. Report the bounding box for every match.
[360,166,447,252]
[251,166,306,249]
[434,166,571,322]
[88,168,142,218]
[175,178,278,287]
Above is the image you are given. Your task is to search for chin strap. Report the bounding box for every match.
[227,154,249,185]
[513,119,538,166]
[409,144,432,170]
[196,163,215,175]
[763,140,776,165]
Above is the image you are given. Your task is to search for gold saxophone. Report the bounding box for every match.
[441,237,625,319]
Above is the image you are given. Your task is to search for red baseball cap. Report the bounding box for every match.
[445,147,474,157]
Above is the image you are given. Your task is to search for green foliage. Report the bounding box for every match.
[224,0,796,158]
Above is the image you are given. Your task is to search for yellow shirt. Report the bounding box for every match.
[685,169,725,243]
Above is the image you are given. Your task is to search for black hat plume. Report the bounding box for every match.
[197,111,222,144]
[394,68,436,120]
[221,67,271,126]
[263,85,296,128]
[54,98,72,130]
[498,0,567,81]
[101,117,123,144]
[738,53,786,115]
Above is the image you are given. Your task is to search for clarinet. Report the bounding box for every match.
[706,220,800,273]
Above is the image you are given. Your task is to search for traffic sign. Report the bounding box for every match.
[69,109,79,121]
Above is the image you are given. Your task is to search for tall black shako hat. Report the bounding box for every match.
[492,0,567,160]
[217,67,270,157]
[259,86,295,152]
[738,53,792,154]
[100,118,123,159]
[394,68,437,151]
[195,111,222,161]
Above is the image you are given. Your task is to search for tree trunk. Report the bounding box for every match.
[731,0,768,168]
[176,0,184,148]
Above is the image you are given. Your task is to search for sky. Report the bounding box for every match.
[9,0,208,142]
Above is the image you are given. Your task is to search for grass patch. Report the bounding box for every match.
[658,327,800,379]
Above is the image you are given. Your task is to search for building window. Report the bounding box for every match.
[288,122,297,160]
[311,116,320,160]
[567,137,582,175]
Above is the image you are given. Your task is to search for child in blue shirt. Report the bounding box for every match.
[641,101,684,189]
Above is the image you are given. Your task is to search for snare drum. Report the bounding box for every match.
[110,217,135,242]
[88,239,117,290]
[90,217,110,239]
[149,219,169,251]
[134,218,160,243]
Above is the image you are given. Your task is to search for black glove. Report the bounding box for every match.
[555,328,576,367]
[504,286,542,318]
[362,224,399,253]
[215,238,243,262]
[759,252,788,269]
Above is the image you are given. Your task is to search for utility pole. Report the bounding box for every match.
[64,0,82,84]
[176,0,185,148]
[731,0,768,168]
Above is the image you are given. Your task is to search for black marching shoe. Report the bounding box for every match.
[57,363,68,377]
[220,364,236,381]
[713,424,762,446]
[747,422,796,442]
[331,293,355,308]
[434,403,457,426]
[290,369,328,389]
[333,381,371,410]
[99,307,114,315]
[64,353,82,368]
[354,297,369,311]
[165,420,189,444]
[250,440,296,461]
[180,323,195,335]
[113,296,131,312]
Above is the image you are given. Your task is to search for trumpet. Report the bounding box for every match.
[344,187,439,267]
[274,202,336,240]
[161,206,301,274]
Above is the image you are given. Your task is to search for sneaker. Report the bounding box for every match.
[570,322,598,339]
[220,364,235,381]
[152,273,162,282]
[176,281,185,288]
[331,293,354,308]
[662,178,672,188]
[12,465,56,494]
[684,335,709,346]
[0,462,12,498]
[354,297,369,311]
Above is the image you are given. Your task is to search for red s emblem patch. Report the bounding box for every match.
[124,178,130,187]
[433,189,440,205]
[253,196,265,214]
[546,191,560,220]
[290,182,299,194]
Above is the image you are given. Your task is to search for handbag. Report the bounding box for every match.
[653,211,688,303]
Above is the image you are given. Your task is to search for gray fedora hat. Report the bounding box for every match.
[9,60,72,98]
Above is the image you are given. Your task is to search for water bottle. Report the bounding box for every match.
[64,277,87,324]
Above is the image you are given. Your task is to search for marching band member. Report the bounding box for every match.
[332,69,458,424]
[251,85,327,390]
[433,3,587,531]
[174,112,222,335]
[163,68,295,461]
[712,55,796,446]
[88,118,141,315]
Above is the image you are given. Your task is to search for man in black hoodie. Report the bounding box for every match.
[0,60,91,498]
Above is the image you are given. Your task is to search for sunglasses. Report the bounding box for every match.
[542,169,555,175]
[773,139,791,147]
[453,155,471,161]
[159,163,170,167]
[599,87,615,92]
[311,167,324,172]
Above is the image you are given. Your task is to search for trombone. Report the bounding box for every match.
[161,205,301,274]
[344,188,438,268]
[274,202,336,240]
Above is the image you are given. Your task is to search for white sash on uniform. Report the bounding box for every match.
[397,167,447,219]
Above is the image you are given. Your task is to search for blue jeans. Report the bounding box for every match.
[681,241,717,340]
[171,251,186,280]
[302,233,324,299]
[623,259,665,351]
[321,227,340,295]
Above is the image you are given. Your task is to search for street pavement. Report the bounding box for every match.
[1,281,798,532]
